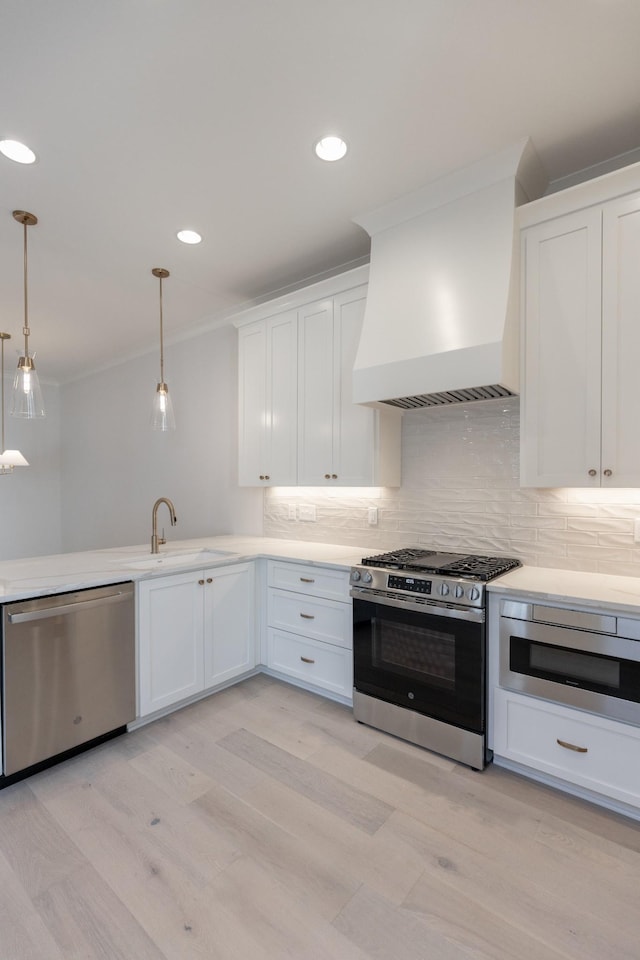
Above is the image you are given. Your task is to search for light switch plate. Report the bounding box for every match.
[368,507,378,525]
[298,504,317,522]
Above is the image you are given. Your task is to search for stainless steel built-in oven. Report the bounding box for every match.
[499,600,640,726]
[350,549,521,770]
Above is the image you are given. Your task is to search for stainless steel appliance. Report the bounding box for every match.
[499,599,640,726]
[1,582,135,780]
[351,548,521,769]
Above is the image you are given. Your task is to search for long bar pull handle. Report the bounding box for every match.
[7,591,130,624]
[300,613,315,620]
[300,656,315,664]
[556,738,588,754]
[300,577,315,583]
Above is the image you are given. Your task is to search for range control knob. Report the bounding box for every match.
[454,584,465,599]
[439,582,450,596]
[361,571,373,584]
[468,586,481,602]
[351,569,361,582]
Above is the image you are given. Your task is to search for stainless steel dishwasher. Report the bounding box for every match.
[2,582,135,778]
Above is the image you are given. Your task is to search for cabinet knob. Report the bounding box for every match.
[259,474,271,481]
[324,474,331,480]
[206,577,213,583]
[300,656,315,664]
[198,579,205,585]
[331,474,338,480]
[259,475,265,480]
[603,469,612,477]
[588,469,597,477]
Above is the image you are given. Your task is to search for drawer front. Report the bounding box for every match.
[267,588,352,648]
[494,688,640,807]
[267,628,352,697]
[267,560,350,601]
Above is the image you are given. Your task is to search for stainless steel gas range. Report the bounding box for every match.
[350,548,521,770]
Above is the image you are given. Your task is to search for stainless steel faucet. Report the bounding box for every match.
[151,497,177,554]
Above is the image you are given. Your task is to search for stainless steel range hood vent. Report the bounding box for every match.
[352,139,547,409]
[381,384,516,410]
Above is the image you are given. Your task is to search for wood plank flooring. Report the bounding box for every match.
[1,674,640,959]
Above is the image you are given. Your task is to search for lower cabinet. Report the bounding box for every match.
[493,687,640,811]
[138,562,255,717]
[266,560,352,701]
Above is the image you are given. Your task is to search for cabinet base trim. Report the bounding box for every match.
[493,755,640,822]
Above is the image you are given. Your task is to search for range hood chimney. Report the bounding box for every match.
[352,139,547,409]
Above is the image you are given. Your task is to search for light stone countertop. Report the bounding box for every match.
[488,565,640,615]
[0,536,369,603]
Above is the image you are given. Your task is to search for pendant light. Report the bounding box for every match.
[11,210,45,418]
[0,332,28,474]
[150,267,176,431]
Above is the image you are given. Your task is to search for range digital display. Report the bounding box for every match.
[388,575,432,595]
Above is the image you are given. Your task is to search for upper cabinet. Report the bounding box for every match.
[520,168,640,488]
[235,267,401,487]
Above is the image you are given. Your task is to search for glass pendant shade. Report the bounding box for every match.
[11,356,45,418]
[151,381,176,431]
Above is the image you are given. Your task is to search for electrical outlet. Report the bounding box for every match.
[634,518,640,542]
[368,507,378,526]
[288,503,297,520]
[298,504,317,522]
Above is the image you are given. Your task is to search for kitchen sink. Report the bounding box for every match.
[115,549,235,570]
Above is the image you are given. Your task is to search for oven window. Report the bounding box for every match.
[373,620,455,689]
[529,643,621,689]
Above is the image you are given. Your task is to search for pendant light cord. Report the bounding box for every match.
[159,273,165,384]
[1,335,5,452]
[22,218,30,356]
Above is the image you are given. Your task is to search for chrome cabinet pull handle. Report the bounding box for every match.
[300,577,315,583]
[557,738,588,754]
[300,656,315,664]
[300,613,315,619]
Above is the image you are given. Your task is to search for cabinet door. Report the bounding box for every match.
[601,193,640,486]
[297,297,335,484]
[238,312,297,485]
[332,286,377,484]
[203,562,256,688]
[520,208,602,487]
[138,573,204,716]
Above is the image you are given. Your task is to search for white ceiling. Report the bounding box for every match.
[1,0,640,383]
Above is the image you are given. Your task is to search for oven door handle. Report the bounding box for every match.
[350,586,485,623]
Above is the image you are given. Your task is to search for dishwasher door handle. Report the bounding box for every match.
[7,590,131,624]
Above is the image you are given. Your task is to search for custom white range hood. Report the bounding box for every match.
[352,139,547,409]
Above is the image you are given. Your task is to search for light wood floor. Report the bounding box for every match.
[1,675,640,959]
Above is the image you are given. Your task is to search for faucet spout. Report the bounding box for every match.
[151,497,177,554]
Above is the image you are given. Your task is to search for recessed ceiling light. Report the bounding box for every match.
[177,229,202,245]
[314,136,347,162]
[0,139,36,164]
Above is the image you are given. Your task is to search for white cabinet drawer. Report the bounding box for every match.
[267,560,350,601]
[494,688,640,807]
[267,588,351,648]
[267,628,352,698]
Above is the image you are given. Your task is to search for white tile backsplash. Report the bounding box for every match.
[263,397,640,576]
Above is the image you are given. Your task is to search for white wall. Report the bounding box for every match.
[61,324,263,552]
[0,381,62,561]
[264,397,640,577]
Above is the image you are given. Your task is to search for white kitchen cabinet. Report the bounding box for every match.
[265,560,353,701]
[234,265,401,487]
[237,310,297,486]
[138,562,256,717]
[493,687,640,812]
[297,286,400,486]
[520,185,640,487]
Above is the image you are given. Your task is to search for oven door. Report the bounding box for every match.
[352,590,485,733]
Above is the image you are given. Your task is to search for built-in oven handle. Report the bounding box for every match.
[7,590,131,624]
[350,586,485,623]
